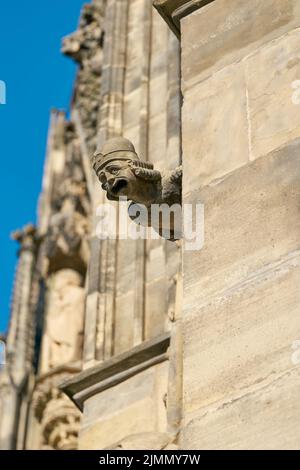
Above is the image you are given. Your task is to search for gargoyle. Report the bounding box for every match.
[91,137,182,240]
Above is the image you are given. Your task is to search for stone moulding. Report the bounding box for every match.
[153,0,215,38]
[60,333,171,411]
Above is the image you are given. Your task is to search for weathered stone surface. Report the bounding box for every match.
[114,292,135,355]
[79,362,168,449]
[115,240,137,295]
[106,432,172,450]
[183,252,300,416]
[184,140,300,309]
[182,61,249,191]
[180,27,300,447]
[181,0,300,88]
[153,0,188,37]
[149,76,168,118]
[150,7,169,78]
[124,89,142,131]
[123,0,144,96]
[61,333,170,410]
[149,113,168,167]
[181,367,300,450]
[246,29,300,160]
[153,0,214,38]
[145,278,169,339]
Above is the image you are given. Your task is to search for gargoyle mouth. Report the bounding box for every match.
[111,178,128,195]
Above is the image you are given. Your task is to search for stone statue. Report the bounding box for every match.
[44,154,90,274]
[41,269,85,372]
[91,137,182,240]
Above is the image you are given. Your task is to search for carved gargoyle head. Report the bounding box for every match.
[92,137,182,241]
[92,137,161,206]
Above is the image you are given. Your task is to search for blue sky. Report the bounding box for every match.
[0,0,86,333]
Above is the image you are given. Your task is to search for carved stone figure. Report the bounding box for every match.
[32,370,81,450]
[62,2,105,152]
[44,144,90,274]
[92,137,182,240]
[62,2,104,65]
[41,269,85,372]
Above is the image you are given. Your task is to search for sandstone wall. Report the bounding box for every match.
[180,0,300,450]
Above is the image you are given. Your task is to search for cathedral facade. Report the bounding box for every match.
[1,0,300,450]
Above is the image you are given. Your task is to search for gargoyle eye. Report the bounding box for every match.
[98,172,106,183]
[107,166,121,175]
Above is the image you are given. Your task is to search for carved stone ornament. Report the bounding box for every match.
[44,141,90,275]
[62,3,105,152]
[92,137,182,240]
[62,2,104,65]
[32,369,81,450]
[11,223,38,254]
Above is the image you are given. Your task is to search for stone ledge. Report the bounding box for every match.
[60,332,170,411]
[153,0,215,37]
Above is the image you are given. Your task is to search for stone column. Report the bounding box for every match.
[0,225,37,449]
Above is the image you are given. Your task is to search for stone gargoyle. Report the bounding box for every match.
[91,137,182,240]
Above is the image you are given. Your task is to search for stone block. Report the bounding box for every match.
[184,140,300,309]
[124,88,142,130]
[150,74,168,117]
[149,112,167,167]
[114,292,135,355]
[79,362,168,449]
[145,277,168,340]
[246,29,300,160]
[146,242,166,283]
[182,61,249,191]
[116,240,137,296]
[181,0,300,88]
[181,368,300,450]
[183,252,300,416]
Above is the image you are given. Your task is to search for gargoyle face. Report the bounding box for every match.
[97,160,137,201]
